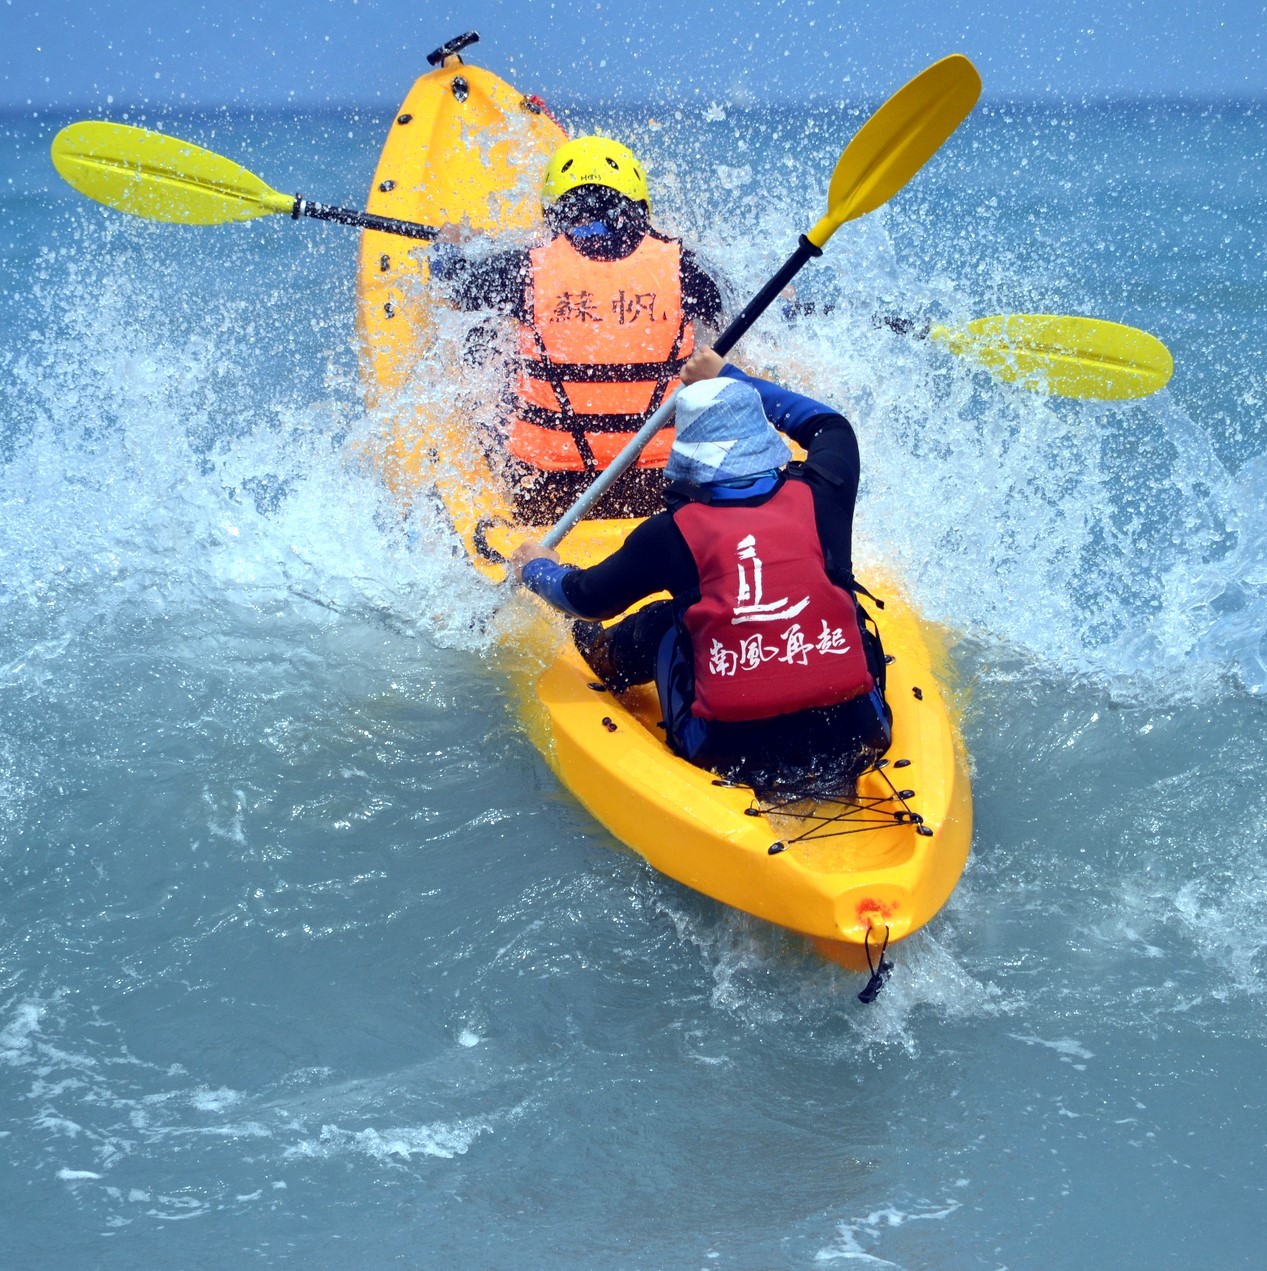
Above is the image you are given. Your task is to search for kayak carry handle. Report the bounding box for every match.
[427,31,480,67]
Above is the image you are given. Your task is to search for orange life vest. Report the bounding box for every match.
[509,233,694,472]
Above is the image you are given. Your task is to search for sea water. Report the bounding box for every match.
[2,91,1265,1269]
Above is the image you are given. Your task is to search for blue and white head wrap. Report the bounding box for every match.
[665,379,792,486]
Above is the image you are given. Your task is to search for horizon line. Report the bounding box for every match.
[4,89,1266,119]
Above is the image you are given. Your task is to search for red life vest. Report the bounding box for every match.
[509,233,693,472]
[672,480,874,723]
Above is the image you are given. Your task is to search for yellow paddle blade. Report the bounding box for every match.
[806,53,982,249]
[51,121,295,225]
[930,314,1174,400]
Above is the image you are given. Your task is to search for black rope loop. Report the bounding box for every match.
[857,924,893,1004]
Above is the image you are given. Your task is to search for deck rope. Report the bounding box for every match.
[752,757,925,843]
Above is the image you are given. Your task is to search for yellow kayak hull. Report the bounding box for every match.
[358,57,973,973]
[515,587,973,971]
[355,60,567,529]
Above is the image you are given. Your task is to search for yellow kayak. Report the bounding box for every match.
[357,44,972,976]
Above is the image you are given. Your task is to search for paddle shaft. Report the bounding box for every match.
[294,197,438,241]
[540,234,822,549]
[714,236,822,360]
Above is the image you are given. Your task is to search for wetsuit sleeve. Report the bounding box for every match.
[429,244,532,319]
[680,249,724,331]
[523,514,694,622]
[520,559,589,618]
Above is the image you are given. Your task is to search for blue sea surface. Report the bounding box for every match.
[2,85,1266,1268]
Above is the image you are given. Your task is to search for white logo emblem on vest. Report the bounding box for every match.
[731,534,809,624]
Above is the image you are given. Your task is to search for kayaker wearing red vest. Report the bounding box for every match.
[510,348,891,796]
[432,136,723,523]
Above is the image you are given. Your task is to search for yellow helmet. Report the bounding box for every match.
[541,136,650,210]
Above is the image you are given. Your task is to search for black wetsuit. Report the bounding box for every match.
[554,374,860,620]
[522,366,889,795]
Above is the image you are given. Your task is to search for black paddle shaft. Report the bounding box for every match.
[289,209,816,294]
[292,197,438,241]
[713,234,823,356]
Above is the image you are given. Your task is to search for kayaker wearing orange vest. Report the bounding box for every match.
[509,347,891,797]
[432,136,723,523]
